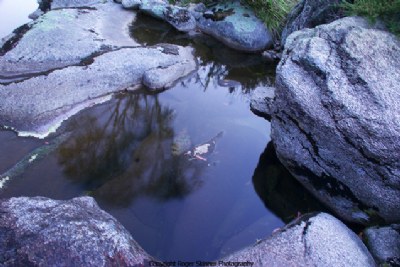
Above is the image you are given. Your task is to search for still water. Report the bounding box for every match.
[0,2,324,261]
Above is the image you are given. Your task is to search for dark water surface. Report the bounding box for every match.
[0,4,325,261]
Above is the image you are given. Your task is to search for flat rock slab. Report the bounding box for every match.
[0,2,196,138]
[0,2,136,81]
[0,196,155,266]
[197,1,272,52]
[223,212,375,267]
[0,45,195,138]
[272,17,400,224]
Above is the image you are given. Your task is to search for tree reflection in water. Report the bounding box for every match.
[58,92,205,206]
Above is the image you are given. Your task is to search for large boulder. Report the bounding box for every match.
[0,196,155,266]
[363,224,400,266]
[281,0,345,46]
[271,17,400,224]
[222,212,375,267]
[197,1,273,52]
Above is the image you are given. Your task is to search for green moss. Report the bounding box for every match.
[341,0,400,36]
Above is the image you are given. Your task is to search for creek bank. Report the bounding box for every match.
[0,1,196,138]
[0,196,376,266]
[120,0,272,52]
[271,16,400,225]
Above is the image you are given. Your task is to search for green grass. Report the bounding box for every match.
[341,0,400,35]
[243,0,298,37]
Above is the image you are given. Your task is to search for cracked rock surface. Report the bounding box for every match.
[0,196,155,266]
[222,212,375,267]
[0,1,196,138]
[271,17,400,224]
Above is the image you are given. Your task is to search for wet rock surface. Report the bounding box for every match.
[272,17,400,224]
[364,224,400,266]
[0,45,195,138]
[0,196,155,266]
[222,212,375,267]
[281,0,345,46]
[0,2,196,138]
[197,1,272,52]
[120,0,272,52]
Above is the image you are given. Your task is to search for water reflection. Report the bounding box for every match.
[252,142,326,223]
[130,13,275,93]
[58,92,206,206]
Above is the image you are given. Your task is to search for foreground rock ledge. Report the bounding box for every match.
[0,197,375,267]
[272,16,400,224]
[0,197,155,266]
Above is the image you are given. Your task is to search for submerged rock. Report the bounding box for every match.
[171,129,192,156]
[364,224,400,266]
[223,212,375,267]
[184,131,223,162]
[281,0,345,46]
[197,1,272,52]
[272,17,400,224]
[0,196,155,266]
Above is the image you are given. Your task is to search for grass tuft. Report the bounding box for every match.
[243,0,298,37]
[341,0,400,35]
